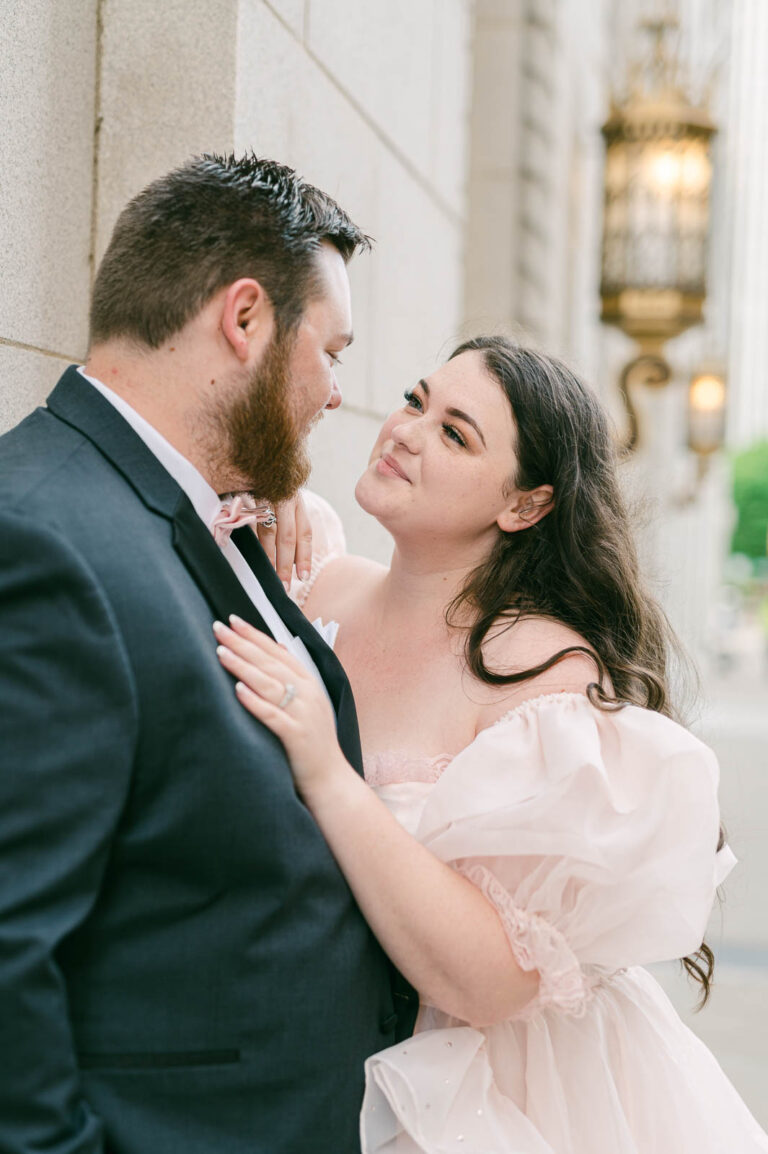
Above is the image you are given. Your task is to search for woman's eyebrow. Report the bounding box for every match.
[419,378,487,448]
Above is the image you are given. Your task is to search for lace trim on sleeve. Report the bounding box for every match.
[290,552,338,609]
[457,862,594,1021]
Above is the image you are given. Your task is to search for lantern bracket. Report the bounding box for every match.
[618,353,671,454]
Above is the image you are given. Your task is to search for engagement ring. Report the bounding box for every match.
[278,683,296,709]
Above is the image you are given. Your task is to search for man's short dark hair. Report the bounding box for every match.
[89,152,371,349]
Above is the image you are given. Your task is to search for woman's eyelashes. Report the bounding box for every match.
[402,389,467,448]
[443,424,467,447]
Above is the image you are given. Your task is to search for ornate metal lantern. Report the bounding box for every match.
[600,16,716,355]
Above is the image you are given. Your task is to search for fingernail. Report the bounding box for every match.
[282,580,290,592]
[235,681,247,694]
[229,614,245,627]
[216,645,229,658]
[213,620,225,634]
[299,568,310,582]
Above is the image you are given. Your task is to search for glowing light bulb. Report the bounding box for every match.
[690,374,725,413]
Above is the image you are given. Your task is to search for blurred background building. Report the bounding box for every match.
[2,0,766,1124]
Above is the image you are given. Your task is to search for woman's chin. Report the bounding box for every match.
[354,470,401,524]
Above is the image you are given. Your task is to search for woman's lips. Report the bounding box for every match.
[376,454,411,481]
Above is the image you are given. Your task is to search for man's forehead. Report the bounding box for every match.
[307,243,353,330]
[302,290,353,340]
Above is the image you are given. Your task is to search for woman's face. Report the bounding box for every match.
[356,350,537,552]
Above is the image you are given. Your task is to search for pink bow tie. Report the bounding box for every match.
[211,494,276,547]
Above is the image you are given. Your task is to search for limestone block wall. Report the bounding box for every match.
[464,0,740,662]
[464,0,607,389]
[93,0,239,261]
[0,0,98,429]
[723,0,768,446]
[0,0,474,559]
[237,0,473,558]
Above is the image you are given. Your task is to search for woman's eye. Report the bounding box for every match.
[403,389,422,411]
[443,424,466,447]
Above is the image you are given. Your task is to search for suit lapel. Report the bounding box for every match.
[172,500,272,636]
[46,366,273,636]
[232,527,363,771]
[46,366,363,770]
[47,367,184,514]
[232,527,337,674]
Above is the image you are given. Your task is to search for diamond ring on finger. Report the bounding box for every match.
[278,683,297,709]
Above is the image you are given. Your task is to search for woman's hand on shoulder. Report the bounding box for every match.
[213,616,353,798]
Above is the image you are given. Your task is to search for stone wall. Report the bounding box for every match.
[1,1,99,429]
[464,0,608,386]
[0,0,473,558]
[723,0,768,446]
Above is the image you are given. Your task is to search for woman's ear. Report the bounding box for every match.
[497,484,554,533]
[220,278,273,362]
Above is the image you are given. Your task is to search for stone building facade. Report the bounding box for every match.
[464,0,755,662]
[2,1,753,597]
[1,0,473,560]
[2,0,767,1124]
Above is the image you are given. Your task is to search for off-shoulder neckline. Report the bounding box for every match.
[488,689,595,731]
[364,692,598,776]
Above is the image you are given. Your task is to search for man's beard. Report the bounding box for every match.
[217,330,313,504]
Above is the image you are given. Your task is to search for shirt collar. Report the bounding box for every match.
[77,367,223,530]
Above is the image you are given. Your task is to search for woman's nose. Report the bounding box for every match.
[390,419,420,452]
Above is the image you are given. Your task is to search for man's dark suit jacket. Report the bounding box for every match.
[0,366,416,1154]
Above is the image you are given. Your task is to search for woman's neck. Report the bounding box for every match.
[374,538,489,632]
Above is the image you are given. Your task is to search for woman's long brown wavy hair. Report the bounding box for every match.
[447,336,720,1005]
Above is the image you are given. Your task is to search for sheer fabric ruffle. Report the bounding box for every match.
[289,489,346,609]
[361,693,762,1153]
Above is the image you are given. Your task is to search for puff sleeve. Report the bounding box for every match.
[414,692,734,1020]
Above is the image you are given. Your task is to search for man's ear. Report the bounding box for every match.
[497,484,554,533]
[220,278,273,362]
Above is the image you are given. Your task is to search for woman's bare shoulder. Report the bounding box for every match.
[475,615,602,728]
[302,553,387,620]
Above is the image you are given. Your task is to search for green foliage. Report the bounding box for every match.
[731,440,768,559]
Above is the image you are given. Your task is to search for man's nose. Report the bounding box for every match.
[325,377,342,410]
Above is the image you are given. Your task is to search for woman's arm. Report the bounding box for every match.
[213,617,539,1028]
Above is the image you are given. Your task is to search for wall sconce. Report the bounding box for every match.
[599,14,717,454]
[688,367,726,475]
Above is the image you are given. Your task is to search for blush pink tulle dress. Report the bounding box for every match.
[293,493,768,1154]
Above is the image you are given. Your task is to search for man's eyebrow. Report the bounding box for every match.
[418,378,487,448]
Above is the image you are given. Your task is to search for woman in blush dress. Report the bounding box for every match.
[213,336,768,1153]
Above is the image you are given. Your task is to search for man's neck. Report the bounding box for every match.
[85,344,221,488]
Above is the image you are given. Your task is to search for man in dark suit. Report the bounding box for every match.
[0,153,415,1154]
